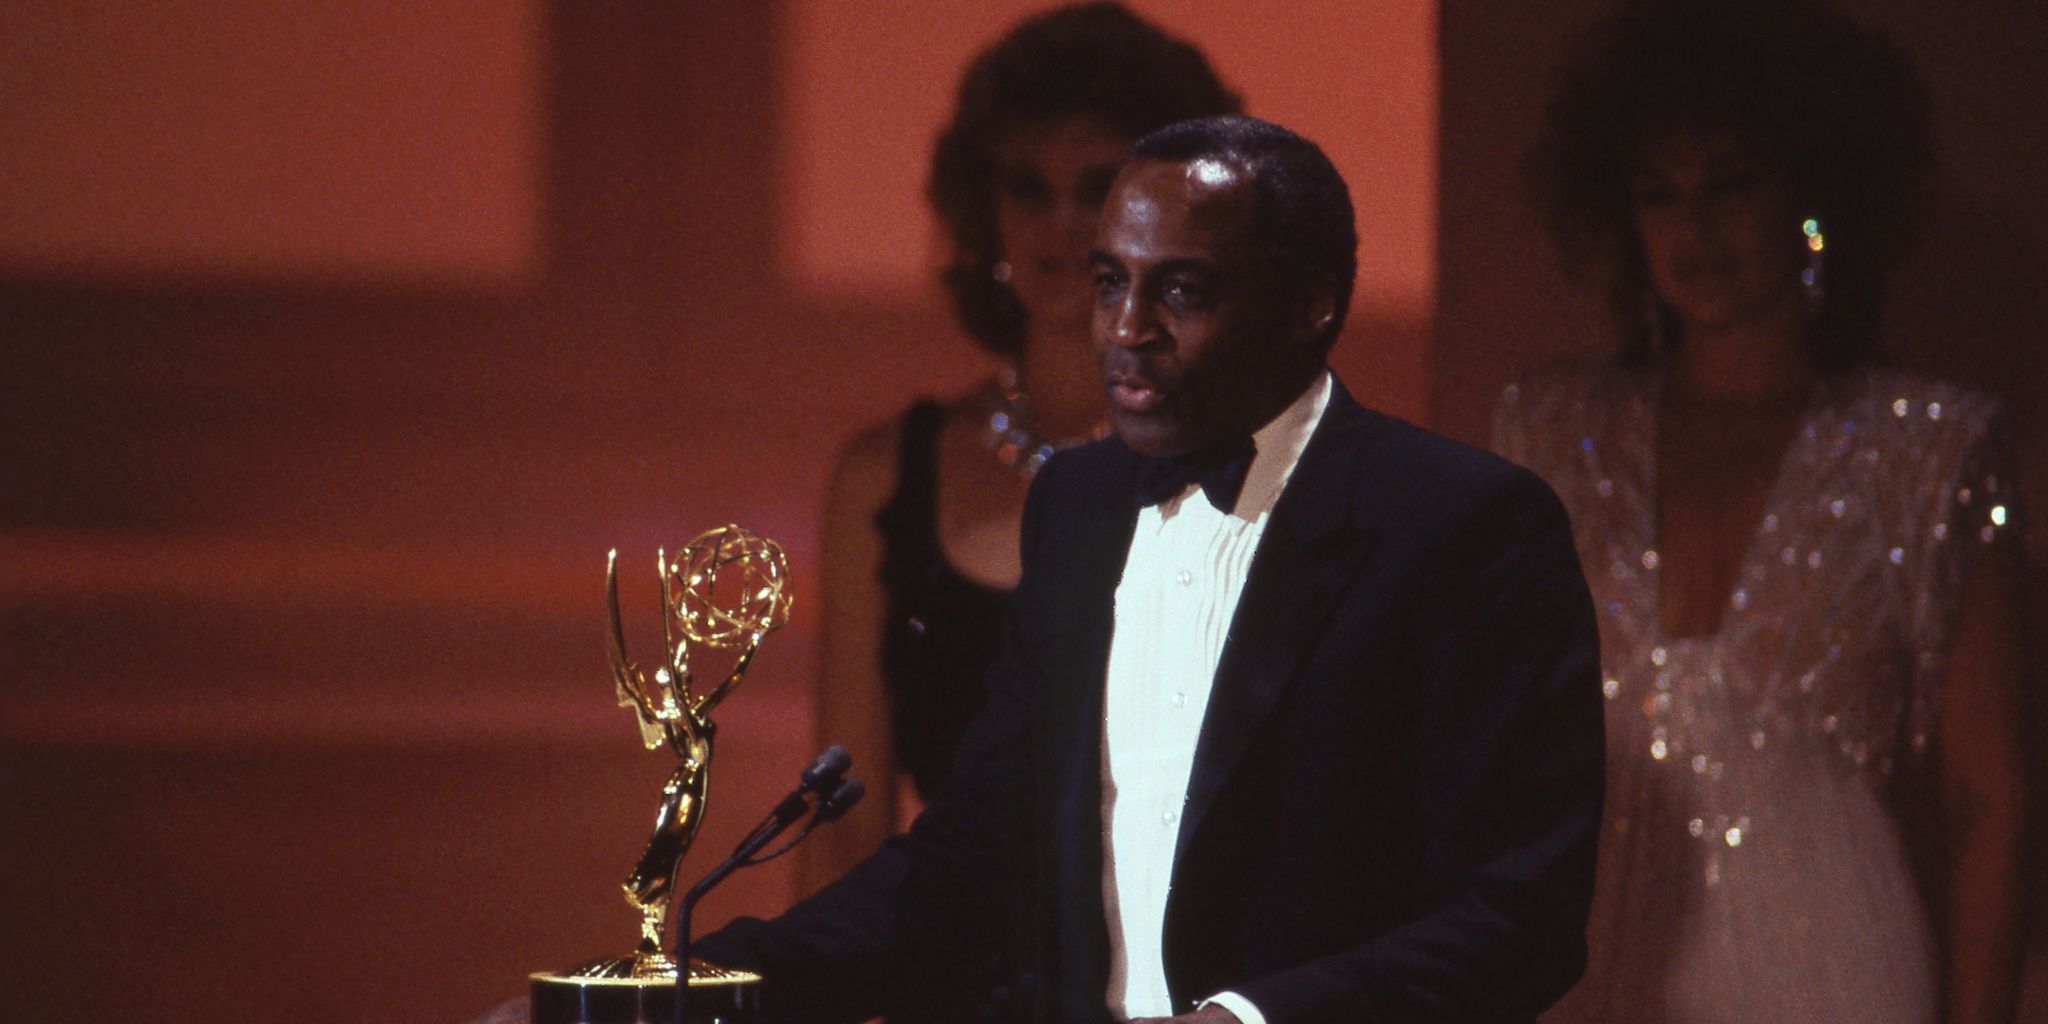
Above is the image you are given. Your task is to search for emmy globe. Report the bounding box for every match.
[529,525,792,1024]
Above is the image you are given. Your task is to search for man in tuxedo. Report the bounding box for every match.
[699,116,1603,1024]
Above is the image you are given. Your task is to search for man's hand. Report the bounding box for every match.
[1131,1007,1241,1024]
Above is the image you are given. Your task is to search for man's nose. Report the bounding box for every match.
[1101,290,1156,350]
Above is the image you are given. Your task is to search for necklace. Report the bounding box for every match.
[983,368,1110,479]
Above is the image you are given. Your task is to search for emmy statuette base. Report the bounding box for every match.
[530,962,761,1024]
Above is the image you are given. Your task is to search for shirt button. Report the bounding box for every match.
[1171,692,1188,708]
[1161,810,1179,826]
[1175,570,1193,587]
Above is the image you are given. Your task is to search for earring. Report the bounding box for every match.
[1800,216,1826,315]
[991,260,1013,284]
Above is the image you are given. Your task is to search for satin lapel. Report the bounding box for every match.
[1174,388,1383,863]
[1039,452,1140,1015]
[1041,459,1138,824]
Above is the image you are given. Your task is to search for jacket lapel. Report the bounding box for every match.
[1174,384,1384,863]
[1039,450,1140,1021]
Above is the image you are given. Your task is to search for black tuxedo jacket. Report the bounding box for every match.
[701,379,1604,1023]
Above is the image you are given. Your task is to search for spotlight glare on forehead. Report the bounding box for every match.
[1190,158,1233,187]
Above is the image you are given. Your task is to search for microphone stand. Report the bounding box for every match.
[669,749,863,1024]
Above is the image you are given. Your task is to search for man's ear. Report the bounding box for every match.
[1295,275,1339,348]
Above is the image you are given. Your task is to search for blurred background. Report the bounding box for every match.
[2,2,2039,1022]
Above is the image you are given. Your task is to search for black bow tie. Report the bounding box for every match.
[1135,436,1258,514]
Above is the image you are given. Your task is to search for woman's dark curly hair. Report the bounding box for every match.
[930,2,1240,356]
[1526,0,1935,369]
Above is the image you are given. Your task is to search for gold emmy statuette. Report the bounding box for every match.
[531,525,792,1024]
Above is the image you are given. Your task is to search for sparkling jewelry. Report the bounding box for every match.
[991,260,1013,284]
[1800,216,1826,314]
[984,367,1108,478]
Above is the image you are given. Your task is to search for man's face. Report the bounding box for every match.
[1089,158,1317,458]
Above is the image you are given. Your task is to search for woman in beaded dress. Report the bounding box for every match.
[1497,3,2028,1021]
[799,4,1239,904]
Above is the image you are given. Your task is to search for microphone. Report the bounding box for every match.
[813,776,865,825]
[800,744,852,794]
[671,746,864,1023]
[760,743,852,830]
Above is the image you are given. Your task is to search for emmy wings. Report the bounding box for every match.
[604,525,794,755]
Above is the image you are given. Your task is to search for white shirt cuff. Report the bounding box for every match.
[1199,991,1266,1024]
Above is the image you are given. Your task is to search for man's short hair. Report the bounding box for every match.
[1130,116,1357,348]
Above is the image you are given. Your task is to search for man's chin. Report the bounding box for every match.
[1111,416,1189,459]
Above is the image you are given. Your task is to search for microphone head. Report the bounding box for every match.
[800,744,853,791]
[815,777,866,824]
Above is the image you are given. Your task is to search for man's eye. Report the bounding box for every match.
[1164,280,1208,306]
[1093,270,1126,296]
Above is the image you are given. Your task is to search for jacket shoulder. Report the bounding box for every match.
[1328,401,1560,521]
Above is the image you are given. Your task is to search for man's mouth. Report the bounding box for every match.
[1106,370,1166,414]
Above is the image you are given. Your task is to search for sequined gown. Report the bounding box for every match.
[1494,365,2016,1024]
